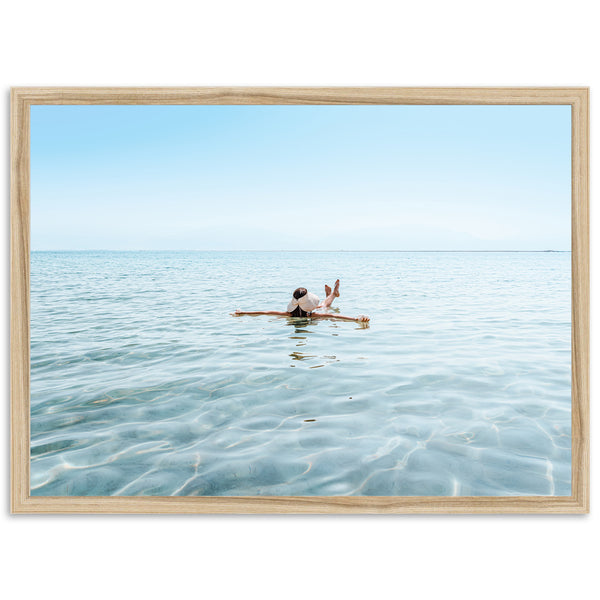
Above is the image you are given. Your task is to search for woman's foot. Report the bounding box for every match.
[333,279,340,297]
[325,279,340,298]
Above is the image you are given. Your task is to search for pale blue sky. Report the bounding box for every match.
[31,104,571,250]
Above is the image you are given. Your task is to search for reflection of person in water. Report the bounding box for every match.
[232,279,370,323]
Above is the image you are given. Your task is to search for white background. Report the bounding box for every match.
[1,2,596,599]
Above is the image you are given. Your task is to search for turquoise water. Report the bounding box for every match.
[30,251,571,496]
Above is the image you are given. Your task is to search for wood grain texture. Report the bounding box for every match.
[10,495,589,514]
[570,90,590,513]
[9,86,588,105]
[10,87,590,514]
[10,89,31,514]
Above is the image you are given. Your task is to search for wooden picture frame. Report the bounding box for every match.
[11,87,589,514]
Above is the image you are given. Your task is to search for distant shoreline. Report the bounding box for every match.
[31,249,572,253]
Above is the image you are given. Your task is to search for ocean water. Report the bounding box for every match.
[30,251,571,496]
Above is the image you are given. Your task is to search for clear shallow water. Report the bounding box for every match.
[30,251,571,496]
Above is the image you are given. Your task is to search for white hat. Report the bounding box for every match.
[287,291,320,313]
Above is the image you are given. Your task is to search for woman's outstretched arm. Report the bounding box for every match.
[231,309,290,317]
[311,313,370,323]
[231,309,370,322]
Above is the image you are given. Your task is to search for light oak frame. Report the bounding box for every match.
[10,87,589,514]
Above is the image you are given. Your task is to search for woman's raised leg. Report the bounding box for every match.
[318,279,340,310]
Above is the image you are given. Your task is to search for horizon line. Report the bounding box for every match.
[31,249,571,253]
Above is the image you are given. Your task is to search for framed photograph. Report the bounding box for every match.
[11,87,589,514]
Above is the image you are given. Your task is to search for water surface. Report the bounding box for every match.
[30,251,571,496]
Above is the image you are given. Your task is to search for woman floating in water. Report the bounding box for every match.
[232,279,370,323]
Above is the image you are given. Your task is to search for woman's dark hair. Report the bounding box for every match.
[293,287,307,300]
[290,287,308,317]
